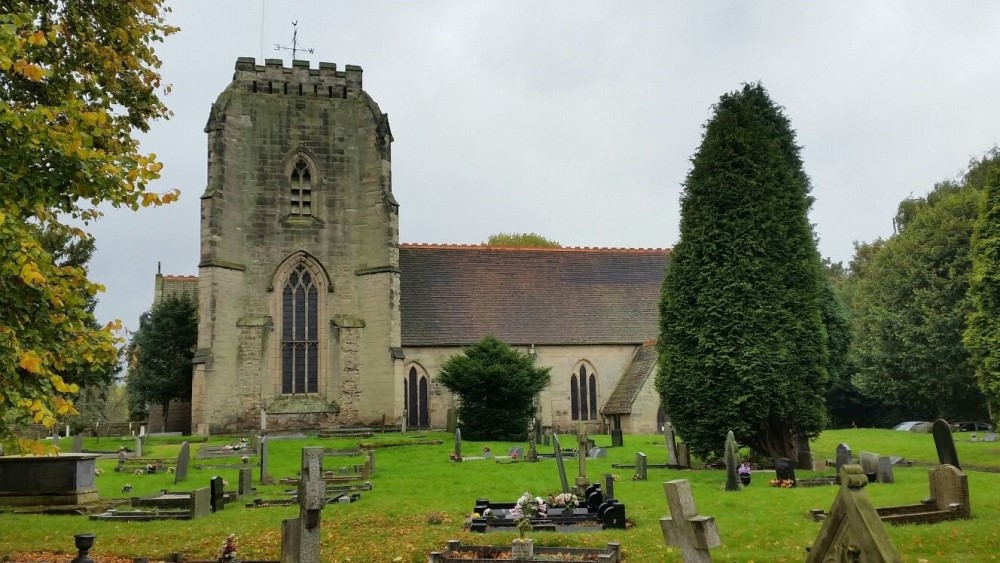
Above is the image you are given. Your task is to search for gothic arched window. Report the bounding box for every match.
[404,365,429,427]
[281,264,318,393]
[290,158,312,216]
[571,363,597,421]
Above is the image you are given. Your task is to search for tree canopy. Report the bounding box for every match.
[656,83,830,461]
[125,294,198,428]
[437,336,551,441]
[485,232,561,248]
[0,1,176,452]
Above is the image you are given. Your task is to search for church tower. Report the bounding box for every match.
[191,57,401,432]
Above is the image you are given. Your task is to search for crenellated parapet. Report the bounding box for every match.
[231,56,363,100]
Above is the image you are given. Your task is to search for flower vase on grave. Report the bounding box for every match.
[740,475,751,487]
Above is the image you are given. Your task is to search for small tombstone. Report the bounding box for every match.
[588,447,607,459]
[635,452,648,481]
[552,434,570,493]
[858,451,880,478]
[191,486,211,518]
[610,428,624,448]
[928,464,970,518]
[932,419,961,470]
[542,431,551,446]
[251,435,262,455]
[445,408,456,433]
[664,422,679,466]
[238,467,253,497]
[260,437,276,485]
[71,434,84,454]
[282,447,325,563]
[835,443,852,474]
[366,449,376,475]
[134,435,143,458]
[677,443,691,469]
[794,434,814,470]
[508,446,524,458]
[724,431,740,492]
[174,441,190,484]
[876,456,895,484]
[660,479,721,563]
[453,428,462,462]
[774,457,796,486]
[983,432,998,442]
[805,465,901,563]
[210,475,226,512]
[604,472,615,500]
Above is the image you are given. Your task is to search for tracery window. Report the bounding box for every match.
[281,264,318,393]
[404,366,429,427]
[290,159,312,216]
[571,363,599,421]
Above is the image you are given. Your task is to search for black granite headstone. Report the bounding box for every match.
[932,419,961,469]
[774,457,796,486]
[210,475,225,512]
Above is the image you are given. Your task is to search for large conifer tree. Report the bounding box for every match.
[656,83,829,461]
[964,168,1000,422]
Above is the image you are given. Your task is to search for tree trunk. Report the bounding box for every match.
[756,417,796,460]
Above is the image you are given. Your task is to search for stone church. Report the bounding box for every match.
[154,58,669,436]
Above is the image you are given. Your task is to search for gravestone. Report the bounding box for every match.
[542,431,551,447]
[660,479,721,563]
[251,435,261,455]
[552,434,570,493]
[210,476,225,512]
[805,465,900,563]
[174,441,190,484]
[445,408,456,433]
[664,422,679,466]
[508,447,524,458]
[134,435,143,458]
[282,447,325,563]
[588,447,607,458]
[932,419,961,469]
[260,437,276,485]
[835,443,852,474]
[400,409,407,434]
[453,428,462,462]
[794,433,814,470]
[527,419,538,462]
[366,449,376,475]
[238,467,253,497]
[604,472,615,500]
[635,452,648,481]
[71,434,83,454]
[876,456,895,484]
[575,424,589,495]
[983,432,998,442]
[724,431,740,492]
[858,451,880,478]
[677,443,691,469]
[928,464,970,518]
[191,486,212,519]
[774,457,796,486]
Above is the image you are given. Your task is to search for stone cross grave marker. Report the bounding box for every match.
[526,419,538,462]
[552,433,570,493]
[724,431,740,491]
[835,443,852,474]
[876,456,895,484]
[661,479,722,563]
[664,422,679,466]
[366,449,376,475]
[774,457,796,486]
[174,441,190,484]
[71,434,83,454]
[238,467,253,498]
[453,428,462,462]
[210,475,225,512]
[635,452,648,481]
[282,447,326,563]
[805,465,901,563]
[576,423,589,494]
[932,419,961,469]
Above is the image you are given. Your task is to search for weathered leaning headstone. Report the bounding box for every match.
[661,479,721,563]
[282,447,325,563]
[635,452,648,481]
[552,433,570,493]
[588,447,607,458]
[174,441,190,484]
[835,443,852,474]
[876,456,895,484]
[928,464,970,518]
[932,419,961,470]
[805,465,901,563]
[858,451,880,478]
[664,422,679,466]
[724,431,740,492]
[677,443,691,469]
[453,428,462,462]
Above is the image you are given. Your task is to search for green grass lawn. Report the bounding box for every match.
[3,429,999,562]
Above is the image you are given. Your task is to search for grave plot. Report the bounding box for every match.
[429,539,622,562]
[252,448,375,507]
[469,484,626,533]
[316,427,374,438]
[89,486,211,521]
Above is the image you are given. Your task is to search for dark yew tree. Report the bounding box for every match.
[656,83,830,461]
[125,294,198,427]
[437,336,551,441]
[965,166,1000,422]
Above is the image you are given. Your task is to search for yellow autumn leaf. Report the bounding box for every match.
[27,31,47,46]
[19,351,42,373]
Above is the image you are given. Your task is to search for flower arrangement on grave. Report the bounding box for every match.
[769,478,795,488]
[241,455,250,465]
[508,492,547,520]
[738,463,751,478]
[547,492,579,508]
[218,533,237,562]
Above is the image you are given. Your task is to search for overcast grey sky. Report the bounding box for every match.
[89,1,1000,334]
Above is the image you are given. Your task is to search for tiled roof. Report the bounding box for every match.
[400,244,670,346]
[601,342,658,415]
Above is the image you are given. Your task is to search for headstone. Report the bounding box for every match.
[366,449,376,475]
[527,421,538,462]
[604,472,615,500]
[932,419,961,469]
[71,434,83,454]
[588,447,607,458]
[238,467,253,497]
[575,423,589,494]
[677,443,691,469]
[134,435,143,458]
[635,452,648,481]
[400,409,407,434]
[664,422,679,466]
[191,486,211,518]
[552,434,570,493]
[660,479,721,563]
[805,465,901,563]
[453,428,462,462]
[610,428,624,448]
[282,447,325,563]
[260,437,276,485]
[251,434,262,455]
[210,475,225,512]
[445,408,455,433]
[508,447,524,458]
[774,457,796,486]
[876,456,895,484]
[174,441,190,484]
[542,431,551,446]
[928,464,970,518]
[983,432,998,442]
[794,433,814,470]
[835,443,852,474]
[858,451,880,478]
[724,431,740,492]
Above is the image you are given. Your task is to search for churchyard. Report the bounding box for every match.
[3,428,1000,561]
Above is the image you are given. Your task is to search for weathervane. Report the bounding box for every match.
[275,21,314,60]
